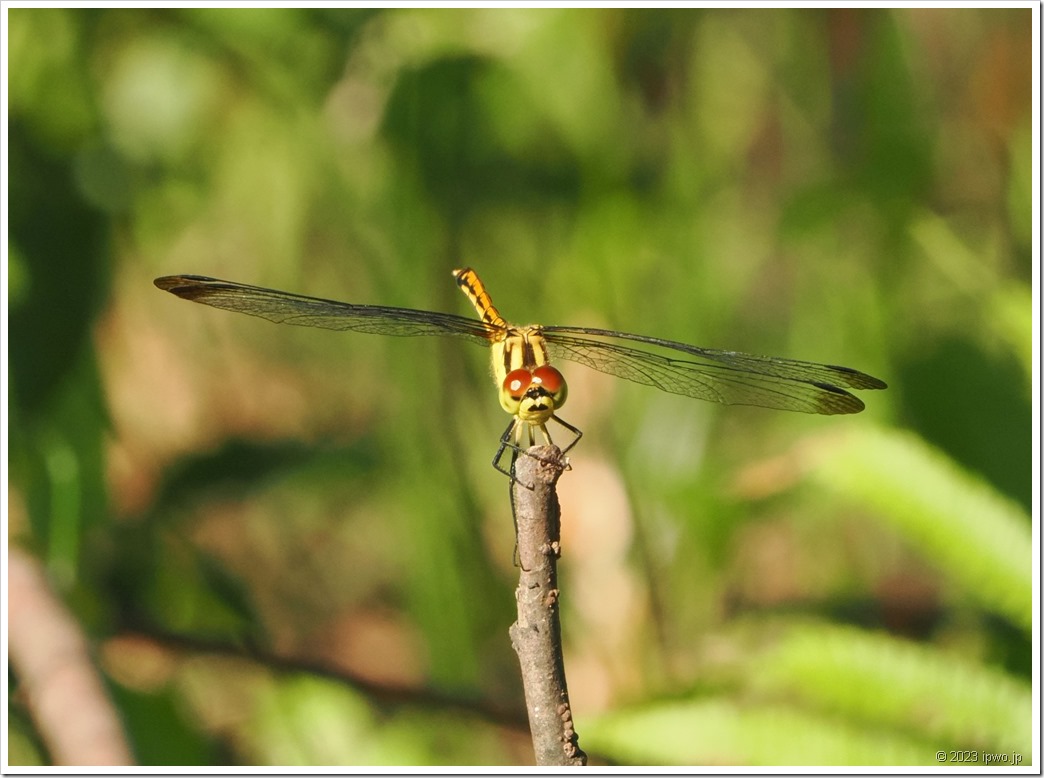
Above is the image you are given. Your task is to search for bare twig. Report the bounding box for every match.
[509,445,587,767]
[8,548,135,766]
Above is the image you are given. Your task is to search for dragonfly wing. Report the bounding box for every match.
[541,327,885,415]
[155,275,498,344]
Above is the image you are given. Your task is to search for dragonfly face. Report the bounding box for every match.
[500,366,568,424]
[154,267,886,474]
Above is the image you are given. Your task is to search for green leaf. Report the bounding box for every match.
[752,622,1032,754]
[584,697,932,766]
[812,427,1031,630]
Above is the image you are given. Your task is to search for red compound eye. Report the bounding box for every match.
[503,368,533,400]
[531,366,565,393]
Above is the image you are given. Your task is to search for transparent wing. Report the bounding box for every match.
[154,275,499,345]
[540,325,886,415]
[155,276,886,416]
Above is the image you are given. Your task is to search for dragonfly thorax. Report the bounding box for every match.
[490,328,564,421]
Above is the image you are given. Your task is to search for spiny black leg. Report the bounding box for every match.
[508,446,528,569]
[493,419,520,478]
[551,414,583,454]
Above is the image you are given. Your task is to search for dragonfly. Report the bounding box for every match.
[154,268,886,475]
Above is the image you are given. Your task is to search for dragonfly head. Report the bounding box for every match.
[500,366,568,424]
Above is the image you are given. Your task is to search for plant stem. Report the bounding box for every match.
[509,445,587,767]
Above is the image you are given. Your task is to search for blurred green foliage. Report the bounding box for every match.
[7,7,1033,767]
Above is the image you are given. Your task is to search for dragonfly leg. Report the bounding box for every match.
[507,446,528,569]
[494,418,529,478]
[550,414,583,454]
[493,417,580,478]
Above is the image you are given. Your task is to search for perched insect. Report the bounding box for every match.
[155,268,886,474]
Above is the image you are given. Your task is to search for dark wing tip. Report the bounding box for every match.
[826,364,888,391]
[812,381,868,415]
[154,275,222,298]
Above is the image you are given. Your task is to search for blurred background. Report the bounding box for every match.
[7,6,1034,767]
